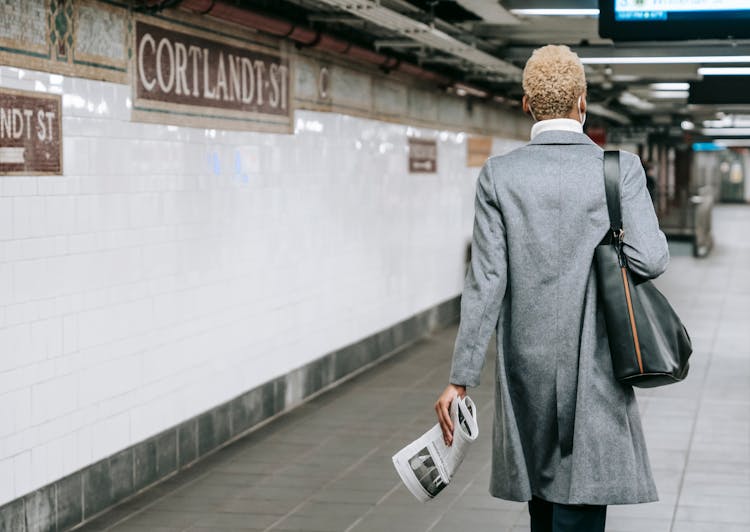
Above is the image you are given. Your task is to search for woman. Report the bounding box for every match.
[435,45,668,532]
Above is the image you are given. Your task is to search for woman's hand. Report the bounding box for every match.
[435,384,466,446]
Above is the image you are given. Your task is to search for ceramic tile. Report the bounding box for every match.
[0,52,748,532]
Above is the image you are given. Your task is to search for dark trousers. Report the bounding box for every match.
[528,496,607,532]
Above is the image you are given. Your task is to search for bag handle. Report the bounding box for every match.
[603,150,623,238]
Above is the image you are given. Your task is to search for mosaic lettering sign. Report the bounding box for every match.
[409,138,437,173]
[0,89,62,176]
[133,18,292,133]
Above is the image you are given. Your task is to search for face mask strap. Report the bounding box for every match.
[578,95,586,127]
[528,103,538,122]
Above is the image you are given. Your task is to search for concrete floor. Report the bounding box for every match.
[79,205,750,532]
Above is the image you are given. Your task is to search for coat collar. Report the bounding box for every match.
[530,118,582,139]
[527,130,599,147]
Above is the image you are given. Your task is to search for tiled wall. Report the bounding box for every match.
[0,65,526,506]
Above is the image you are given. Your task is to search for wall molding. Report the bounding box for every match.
[0,0,528,139]
[0,296,460,532]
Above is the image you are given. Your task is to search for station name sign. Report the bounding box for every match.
[409,138,437,173]
[0,89,61,176]
[133,19,292,132]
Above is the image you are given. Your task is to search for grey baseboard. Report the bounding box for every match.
[0,296,460,532]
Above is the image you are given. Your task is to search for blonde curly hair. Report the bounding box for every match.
[522,45,586,120]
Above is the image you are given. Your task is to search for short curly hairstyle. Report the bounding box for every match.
[522,45,586,120]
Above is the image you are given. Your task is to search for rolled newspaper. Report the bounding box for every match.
[392,396,478,502]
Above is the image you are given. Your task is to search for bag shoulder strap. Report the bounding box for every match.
[603,150,622,235]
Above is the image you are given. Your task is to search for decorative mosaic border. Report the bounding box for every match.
[72,0,130,74]
[0,297,460,532]
[0,1,527,137]
[0,0,51,59]
[293,49,528,139]
[0,0,51,61]
[0,0,128,83]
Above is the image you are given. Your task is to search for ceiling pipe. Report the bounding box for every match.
[179,0,463,86]
[455,0,521,25]
[316,0,520,78]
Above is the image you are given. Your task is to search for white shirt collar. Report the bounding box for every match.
[530,118,583,140]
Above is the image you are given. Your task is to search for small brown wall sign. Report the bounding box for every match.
[467,136,492,167]
[133,17,292,133]
[0,88,62,176]
[408,138,437,173]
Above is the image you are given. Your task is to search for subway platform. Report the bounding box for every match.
[79,205,750,532]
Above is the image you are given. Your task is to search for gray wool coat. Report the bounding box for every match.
[449,130,669,506]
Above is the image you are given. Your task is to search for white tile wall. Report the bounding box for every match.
[0,65,526,504]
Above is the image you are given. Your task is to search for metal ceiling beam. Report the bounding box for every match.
[313,0,521,78]
[455,0,521,25]
[374,39,426,49]
[307,14,365,24]
[501,0,597,8]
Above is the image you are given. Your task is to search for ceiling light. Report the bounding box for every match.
[510,9,599,16]
[702,127,750,136]
[618,91,655,111]
[453,83,487,98]
[586,103,630,125]
[650,90,689,99]
[704,117,732,128]
[581,56,750,65]
[716,139,750,147]
[704,115,750,128]
[650,83,690,91]
[698,67,750,75]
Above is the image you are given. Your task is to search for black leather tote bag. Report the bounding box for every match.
[595,151,692,388]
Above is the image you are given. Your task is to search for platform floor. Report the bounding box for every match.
[79,205,750,532]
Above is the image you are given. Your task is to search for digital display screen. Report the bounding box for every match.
[615,0,750,21]
[600,0,750,40]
